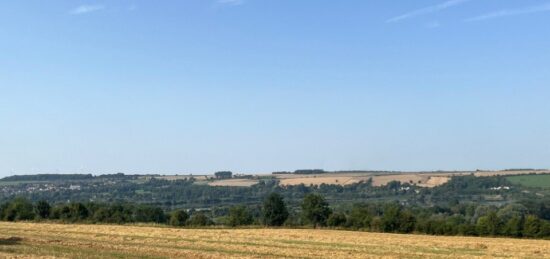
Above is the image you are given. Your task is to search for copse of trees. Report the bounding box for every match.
[1,197,35,221]
[214,171,232,179]
[293,169,326,175]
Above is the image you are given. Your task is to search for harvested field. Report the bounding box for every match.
[276,170,550,188]
[139,175,210,181]
[421,176,451,187]
[279,175,370,186]
[277,173,449,188]
[0,222,549,258]
[208,179,259,187]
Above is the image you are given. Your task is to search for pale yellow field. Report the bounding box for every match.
[277,173,448,187]
[207,179,259,187]
[276,170,550,188]
[139,175,210,182]
[0,222,549,258]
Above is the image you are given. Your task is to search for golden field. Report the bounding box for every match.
[276,170,550,188]
[0,222,549,258]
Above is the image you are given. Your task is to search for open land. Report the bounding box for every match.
[274,170,550,188]
[0,222,549,258]
[506,174,550,188]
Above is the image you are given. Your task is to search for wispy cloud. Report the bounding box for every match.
[466,3,550,22]
[387,0,472,23]
[70,4,105,15]
[217,0,244,6]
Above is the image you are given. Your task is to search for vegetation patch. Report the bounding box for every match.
[506,174,550,188]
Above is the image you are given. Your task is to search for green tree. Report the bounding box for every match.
[346,204,373,229]
[262,193,288,226]
[381,203,401,233]
[503,216,523,237]
[134,205,166,223]
[187,212,213,226]
[539,221,550,237]
[523,215,541,238]
[69,203,89,221]
[51,205,70,220]
[301,193,331,228]
[169,210,189,227]
[327,212,346,227]
[476,216,490,236]
[227,205,253,227]
[35,200,51,219]
[497,204,527,222]
[397,209,416,233]
[92,207,112,223]
[476,211,501,236]
[3,197,35,221]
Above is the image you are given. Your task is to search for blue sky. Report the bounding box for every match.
[1,0,549,175]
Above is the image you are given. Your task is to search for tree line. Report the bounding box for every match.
[1,192,550,239]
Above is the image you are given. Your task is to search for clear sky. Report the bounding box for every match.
[1,0,549,176]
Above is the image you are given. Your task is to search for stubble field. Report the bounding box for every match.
[0,222,549,258]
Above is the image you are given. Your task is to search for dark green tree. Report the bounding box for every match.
[476,211,501,236]
[301,193,331,228]
[523,215,541,238]
[262,193,288,226]
[346,204,373,229]
[169,210,189,227]
[381,203,401,232]
[397,209,416,233]
[69,203,89,221]
[187,212,213,226]
[2,197,35,221]
[134,205,166,222]
[35,200,51,219]
[503,215,523,237]
[227,205,253,227]
[327,212,347,227]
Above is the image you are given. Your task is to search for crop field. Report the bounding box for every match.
[0,222,549,258]
[207,179,259,187]
[506,174,550,188]
[275,170,550,188]
[276,173,451,188]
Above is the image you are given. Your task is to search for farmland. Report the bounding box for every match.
[274,170,550,188]
[126,170,550,188]
[0,222,549,258]
[506,174,550,188]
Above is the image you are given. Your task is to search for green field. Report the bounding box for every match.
[506,174,550,188]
